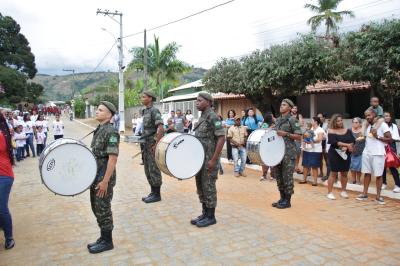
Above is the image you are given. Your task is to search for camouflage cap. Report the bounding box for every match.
[99,101,117,115]
[143,91,157,100]
[198,92,213,102]
[282,98,294,108]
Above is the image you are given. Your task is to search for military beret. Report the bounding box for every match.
[99,101,117,115]
[143,91,157,100]
[198,92,213,102]
[282,98,294,108]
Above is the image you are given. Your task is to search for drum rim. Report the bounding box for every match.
[158,133,205,180]
[39,138,97,196]
[247,129,286,167]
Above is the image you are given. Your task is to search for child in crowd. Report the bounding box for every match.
[52,114,64,140]
[361,97,385,137]
[36,126,46,155]
[165,118,176,134]
[303,122,314,151]
[13,124,27,161]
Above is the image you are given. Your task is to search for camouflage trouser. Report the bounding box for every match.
[273,154,295,195]
[195,158,218,208]
[143,140,162,187]
[90,173,116,231]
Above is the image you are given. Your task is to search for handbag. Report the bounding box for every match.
[385,145,400,168]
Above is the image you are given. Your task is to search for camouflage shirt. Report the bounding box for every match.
[275,113,302,159]
[142,105,163,140]
[91,122,120,159]
[194,108,225,158]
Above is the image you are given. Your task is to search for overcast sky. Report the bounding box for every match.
[1,0,399,75]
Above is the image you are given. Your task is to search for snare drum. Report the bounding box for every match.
[39,138,97,196]
[246,129,285,166]
[155,133,205,180]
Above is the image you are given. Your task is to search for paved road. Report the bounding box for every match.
[1,117,400,265]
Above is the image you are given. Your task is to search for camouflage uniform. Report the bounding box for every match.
[273,114,302,195]
[90,122,120,231]
[194,108,225,208]
[142,105,163,187]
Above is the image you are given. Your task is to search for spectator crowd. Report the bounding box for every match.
[130,96,400,205]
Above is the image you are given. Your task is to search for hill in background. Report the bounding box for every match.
[34,68,207,101]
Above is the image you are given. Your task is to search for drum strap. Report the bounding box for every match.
[79,129,95,141]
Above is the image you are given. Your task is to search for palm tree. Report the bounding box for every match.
[305,0,354,38]
[127,35,190,100]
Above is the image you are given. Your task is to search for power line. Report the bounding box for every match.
[80,41,117,82]
[123,0,235,39]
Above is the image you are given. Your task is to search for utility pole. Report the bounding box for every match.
[96,9,125,133]
[144,29,148,91]
[62,69,75,99]
[63,69,75,120]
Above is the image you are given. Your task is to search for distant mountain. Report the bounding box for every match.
[33,72,118,101]
[33,68,208,101]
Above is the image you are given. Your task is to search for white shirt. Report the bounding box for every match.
[311,126,325,153]
[13,132,26,147]
[36,132,46,144]
[363,122,390,156]
[31,115,38,123]
[23,121,35,134]
[185,114,194,122]
[388,124,400,141]
[52,121,64,136]
[35,120,48,133]
[134,117,143,135]
[132,118,139,129]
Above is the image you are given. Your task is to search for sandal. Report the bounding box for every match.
[296,169,303,174]
[312,183,318,186]
[299,180,307,184]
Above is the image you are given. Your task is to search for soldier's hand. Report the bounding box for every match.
[276,130,287,137]
[207,159,217,175]
[95,181,108,198]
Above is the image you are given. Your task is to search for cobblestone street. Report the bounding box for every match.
[1,118,400,265]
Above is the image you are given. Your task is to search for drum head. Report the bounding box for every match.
[259,130,285,166]
[40,139,97,196]
[165,134,205,180]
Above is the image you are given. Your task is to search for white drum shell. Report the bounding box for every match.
[246,129,285,167]
[39,138,97,196]
[155,133,205,180]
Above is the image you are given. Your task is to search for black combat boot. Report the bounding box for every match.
[190,203,206,225]
[277,193,292,209]
[196,208,217,227]
[272,190,285,208]
[88,230,114,254]
[143,186,161,203]
[142,186,155,202]
[87,231,104,249]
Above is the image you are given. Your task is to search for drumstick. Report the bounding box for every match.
[131,151,142,159]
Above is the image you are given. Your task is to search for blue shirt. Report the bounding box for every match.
[225,118,235,126]
[242,115,263,130]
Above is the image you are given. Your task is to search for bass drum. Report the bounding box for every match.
[246,129,285,167]
[155,133,205,180]
[39,138,97,196]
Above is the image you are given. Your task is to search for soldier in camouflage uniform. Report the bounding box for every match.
[141,91,164,203]
[191,92,225,227]
[272,99,302,209]
[87,101,120,254]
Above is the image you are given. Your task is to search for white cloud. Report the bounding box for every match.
[1,0,399,75]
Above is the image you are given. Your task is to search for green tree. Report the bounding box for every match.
[0,13,37,78]
[341,19,400,116]
[73,97,86,118]
[204,35,340,114]
[305,0,354,38]
[0,13,42,106]
[127,35,191,100]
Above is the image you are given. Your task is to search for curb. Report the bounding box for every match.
[220,158,400,200]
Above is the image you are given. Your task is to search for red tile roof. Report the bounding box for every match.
[211,82,371,100]
[305,81,370,94]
